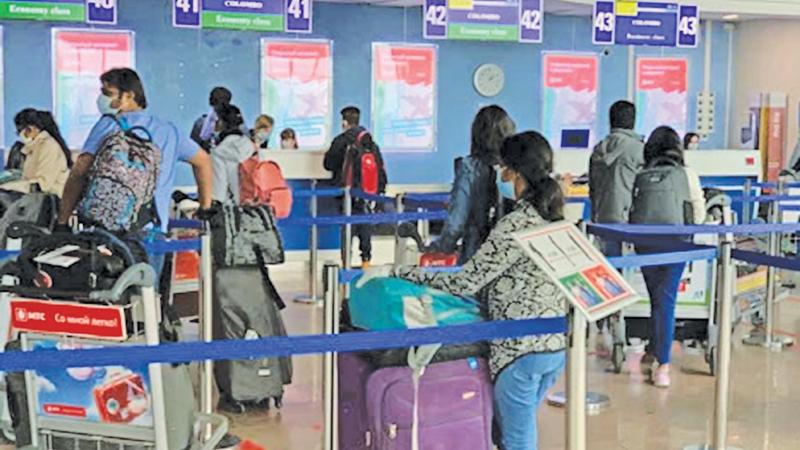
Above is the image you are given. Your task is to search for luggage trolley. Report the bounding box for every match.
[2,264,227,449]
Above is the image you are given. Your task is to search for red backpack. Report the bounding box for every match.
[343,131,386,195]
[239,157,293,218]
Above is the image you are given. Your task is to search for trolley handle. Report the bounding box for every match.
[88,263,156,301]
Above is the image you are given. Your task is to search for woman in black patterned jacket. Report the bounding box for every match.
[393,131,567,450]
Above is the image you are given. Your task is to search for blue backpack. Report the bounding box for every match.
[349,276,485,331]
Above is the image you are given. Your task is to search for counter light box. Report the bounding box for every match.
[561,129,591,149]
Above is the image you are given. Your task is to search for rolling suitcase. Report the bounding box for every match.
[365,357,494,450]
[338,353,373,450]
[213,266,292,406]
[338,354,494,450]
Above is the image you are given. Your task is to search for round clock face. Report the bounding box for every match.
[473,63,505,98]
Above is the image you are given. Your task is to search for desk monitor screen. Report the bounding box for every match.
[561,129,591,149]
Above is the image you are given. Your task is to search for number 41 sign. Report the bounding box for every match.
[173,0,312,33]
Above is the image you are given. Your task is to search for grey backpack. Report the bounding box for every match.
[630,158,694,225]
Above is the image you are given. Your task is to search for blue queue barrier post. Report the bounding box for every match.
[684,205,742,450]
[323,263,340,450]
[199,230,215,441]
[296,181,321,305]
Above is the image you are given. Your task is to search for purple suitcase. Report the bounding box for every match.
[338,353,373,450]
[366,357,493,450]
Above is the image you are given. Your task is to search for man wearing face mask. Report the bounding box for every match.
[191,87,233,152]
[57,68,213,245]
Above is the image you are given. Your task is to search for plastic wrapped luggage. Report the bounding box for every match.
[213,266,292,406]
[0,191,58,248]
[338,355,494,450]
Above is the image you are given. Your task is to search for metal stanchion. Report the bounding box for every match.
[566,308,587,450]
[743,180,794,349]
[684,206,742,450]
[322,263,340,450]
[296,180,321,305]
[548,221,611,415]
[343,188,353,270]
[742,179,752,225]
[199,231,214,440]
[142,283,170,450]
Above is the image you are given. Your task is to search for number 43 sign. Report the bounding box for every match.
[593,1,698,48]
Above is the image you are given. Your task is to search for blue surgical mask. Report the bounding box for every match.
[96,94,120,116]
[497,170,516,200]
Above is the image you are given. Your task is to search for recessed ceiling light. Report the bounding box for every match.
[722,14,740,21]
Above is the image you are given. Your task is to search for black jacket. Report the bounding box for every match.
[324,127,363,186]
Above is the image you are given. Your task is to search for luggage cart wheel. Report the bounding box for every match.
[611,343,625,374]
[2,427,14,444]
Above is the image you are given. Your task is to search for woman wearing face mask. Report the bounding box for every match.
[424,105,516,264]
[211,104,256,204]
[362,131,567,450]
[683,132,700,150]
[252,115,274,150]
[280,128,298,150]
[2,109,72,196]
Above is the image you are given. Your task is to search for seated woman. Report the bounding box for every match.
[211,104,256,204]
[425,105,516,264]
[629,126,705,388]
[3,109,72,196]
[279,128,298,149]
[373,131,567,450]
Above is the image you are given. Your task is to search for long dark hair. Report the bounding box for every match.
[645,126,684,166]
[471,105,516,164]
[14,108,73,168]
[215,103,244,142]
[500,131,564,221]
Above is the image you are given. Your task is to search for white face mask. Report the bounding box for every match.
[18,130,33,145]
[96,93,120,116]
[255,130,270,144]
[687,143,699,150]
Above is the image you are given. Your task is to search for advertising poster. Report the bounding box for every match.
[31,338,153,427]
[52,29,134,148]
[261,39,332,150]
[371,43,437,152]
[542,53,599,150]
[635,57,688,139]
[514,222,640,322]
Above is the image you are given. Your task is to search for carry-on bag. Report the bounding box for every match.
[8,225,146,299]
[338,352,374,450]
[213,266,292,406]
[0,192,59,248]
[209,203,285,267]
[365,357,493,450]
[348,276,484,331]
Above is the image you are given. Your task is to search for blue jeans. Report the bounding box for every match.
[641,262,685,364]
[494,352,566,450]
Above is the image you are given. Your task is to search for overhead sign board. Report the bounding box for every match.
[0,0,116,24]
[173,0,312,33]
[424,0,543,43]
[593,1,698,48]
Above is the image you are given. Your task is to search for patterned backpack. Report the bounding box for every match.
[77,116,161,233]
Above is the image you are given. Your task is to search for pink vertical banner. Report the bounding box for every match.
[52,29,134,148]
[541,53,599,150]
[635,57,688,138]
[371,43,437,152]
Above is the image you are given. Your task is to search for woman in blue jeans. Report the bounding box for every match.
[384,131,567,449]
[629,126,705,388]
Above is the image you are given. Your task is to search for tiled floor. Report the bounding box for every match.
[5,277,800,449]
